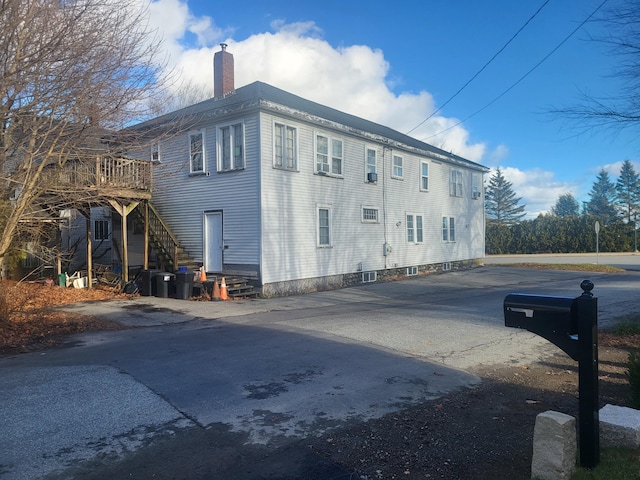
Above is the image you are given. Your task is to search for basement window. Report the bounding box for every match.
[407,266,418,276]
[362,271,377,283]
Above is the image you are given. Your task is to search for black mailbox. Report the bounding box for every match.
[503,280,599,469]
[504,294,578,359]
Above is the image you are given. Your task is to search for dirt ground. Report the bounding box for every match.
[0,280,636,479]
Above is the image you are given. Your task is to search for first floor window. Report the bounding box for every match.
[443,216,455,242]
[362,206,379,223]
[318,207,331,246]
[406,214,424,244]
[94,220,109,241]
[218,122,244,171]
[189,131,205,173]
[275,123,297,170]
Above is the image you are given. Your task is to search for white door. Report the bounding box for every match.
[204,212,223,272]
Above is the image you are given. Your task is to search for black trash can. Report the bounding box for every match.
[141,269,161,296]
[155,272,174,298]
[174,271,193,300]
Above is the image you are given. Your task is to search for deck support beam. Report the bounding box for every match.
[109,200,140,283]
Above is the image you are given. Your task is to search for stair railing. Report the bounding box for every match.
[143,203,180,270]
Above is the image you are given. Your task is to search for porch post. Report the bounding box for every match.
[86,216,93,288]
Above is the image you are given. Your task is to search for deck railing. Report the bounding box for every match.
[53,156,152,193]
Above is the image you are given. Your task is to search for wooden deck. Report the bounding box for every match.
[49,156,152,201]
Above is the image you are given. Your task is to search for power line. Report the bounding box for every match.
[405,0,551,135]
[420,0,610,144]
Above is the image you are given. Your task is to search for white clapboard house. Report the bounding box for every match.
[128,45,489,296]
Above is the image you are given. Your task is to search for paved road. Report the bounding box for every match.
[485,251,640,271]
[1,265,638,479]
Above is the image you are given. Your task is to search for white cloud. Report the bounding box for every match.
[144,2,486,162]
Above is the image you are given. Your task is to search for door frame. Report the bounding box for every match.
[203,211,223,272]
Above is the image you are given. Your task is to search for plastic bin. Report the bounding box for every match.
[58,273,67,287]
[174,271,193,300]
[155,272,174,298]
[141,269,161,296]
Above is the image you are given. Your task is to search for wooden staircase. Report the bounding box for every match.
[131,202,199,272]
[224,276,259,299]
[132,203,259,299]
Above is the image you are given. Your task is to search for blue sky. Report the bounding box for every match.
[147,0,637,217]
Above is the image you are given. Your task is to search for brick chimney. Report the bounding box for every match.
[214,43,234,98]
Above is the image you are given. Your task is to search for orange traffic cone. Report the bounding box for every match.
[199,267,207,282]
[212,279,220,300]
[220,277,228,300]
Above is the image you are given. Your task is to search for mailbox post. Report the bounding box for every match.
[504,280,599,469]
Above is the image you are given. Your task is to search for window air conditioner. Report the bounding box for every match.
[367,172,378,183]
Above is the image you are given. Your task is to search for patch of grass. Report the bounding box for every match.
[572,448,640,479]
[612,315,640,336]
[488,263,625,273]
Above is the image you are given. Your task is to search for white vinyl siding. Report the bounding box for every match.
[274,123,297,170]
[189,130,205,174]
[218,122,244,171]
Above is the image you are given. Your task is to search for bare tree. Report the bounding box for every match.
[551,1,640,135]
[0,0,165,277]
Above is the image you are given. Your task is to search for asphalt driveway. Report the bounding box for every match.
[1,264,639,479]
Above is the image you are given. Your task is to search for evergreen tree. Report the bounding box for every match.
[585,169,618,223]
[485,168,526,225]
[615,160,640,223]
[551,192,580,217]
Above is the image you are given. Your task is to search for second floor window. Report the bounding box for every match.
[316,134,343,175]
[189,131,205,173]
[365,147,377,182]
[392,155,403,178]
[218,123,244,171]
[274,123,297,170]
[421,161,429,191]
[450,169,463,197]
